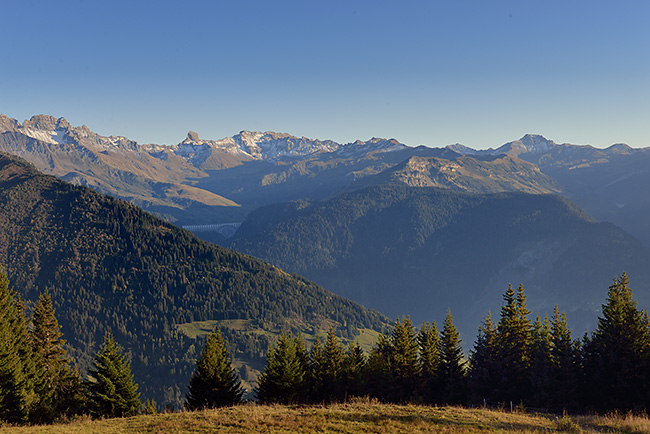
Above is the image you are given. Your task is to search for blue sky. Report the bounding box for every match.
[2,0,648,149]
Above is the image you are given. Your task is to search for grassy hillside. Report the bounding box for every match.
[231,185,650,338]
[3,401,650,433]
[0,152,389,407]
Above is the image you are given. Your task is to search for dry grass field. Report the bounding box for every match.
[2,399,650,434]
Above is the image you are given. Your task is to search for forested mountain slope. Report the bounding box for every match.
[0,152,388,406]
[231,185,650,338]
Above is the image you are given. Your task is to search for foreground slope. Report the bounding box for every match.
[2,402,646,433]
[231,185,650,338]
[0,152,388,406]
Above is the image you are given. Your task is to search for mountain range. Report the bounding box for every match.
[2,114,648,248]
[449,134,650,248]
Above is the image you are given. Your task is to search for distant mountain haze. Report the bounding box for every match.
[230,185,650,339]
[448,134,650,248]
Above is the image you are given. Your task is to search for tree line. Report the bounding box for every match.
[191,273,650,414]
[2,271,649,425]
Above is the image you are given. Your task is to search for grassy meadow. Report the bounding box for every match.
[3,399,650,434]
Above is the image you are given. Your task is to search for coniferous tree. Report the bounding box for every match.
[496,284,532,404]
[389,317,419,402]
[0,271,36,424]
[256,333,308,404]
[85,334,142,418]
[549,306,579,411]
[529,316,553,409]
[436,310,466,404]
[582,274,650,411]
[365,331,392,401]
[468,312,498,405]
[31,291,84,423]
[417,321,440,403]
[185,330,243,410]
[343,341,366,398]
[307,336,326,402]
[321,329,346,402]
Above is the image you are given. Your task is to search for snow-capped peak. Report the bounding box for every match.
[232,131,339,160]
[20,128,69,145]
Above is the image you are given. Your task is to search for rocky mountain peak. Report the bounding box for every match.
[0,114,20,132]
[186,131,200,142]
[445,143,487,155]
[493,134,556,157]
[22,114,71,132]
[606,143,633,154]
[519,134,555,151]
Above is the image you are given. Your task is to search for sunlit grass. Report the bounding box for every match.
[8,399,650,433]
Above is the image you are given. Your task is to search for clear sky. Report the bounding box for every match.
[2,0,648,149]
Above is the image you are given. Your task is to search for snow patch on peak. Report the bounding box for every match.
[232,131,338,160]
[21,128,69,145]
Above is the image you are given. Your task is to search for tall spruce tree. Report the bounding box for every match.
[85,334,142,418]
[0,272,35,424]
[185,330,243,410]
[582,274,650,411]
[529,316,553,409]
[31,291,83,423]
[389,317,419,402]
[417,321,440,403]
[307,329,347,403]
[496,284,532,404]
[343,341,366,398]
[307,336,326,402]
[436,310,466,404]
[549,306,579,411]
[322,329,346,402]
[365,331,393,401]
[256,333,308,404]
[468,312,498,405]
